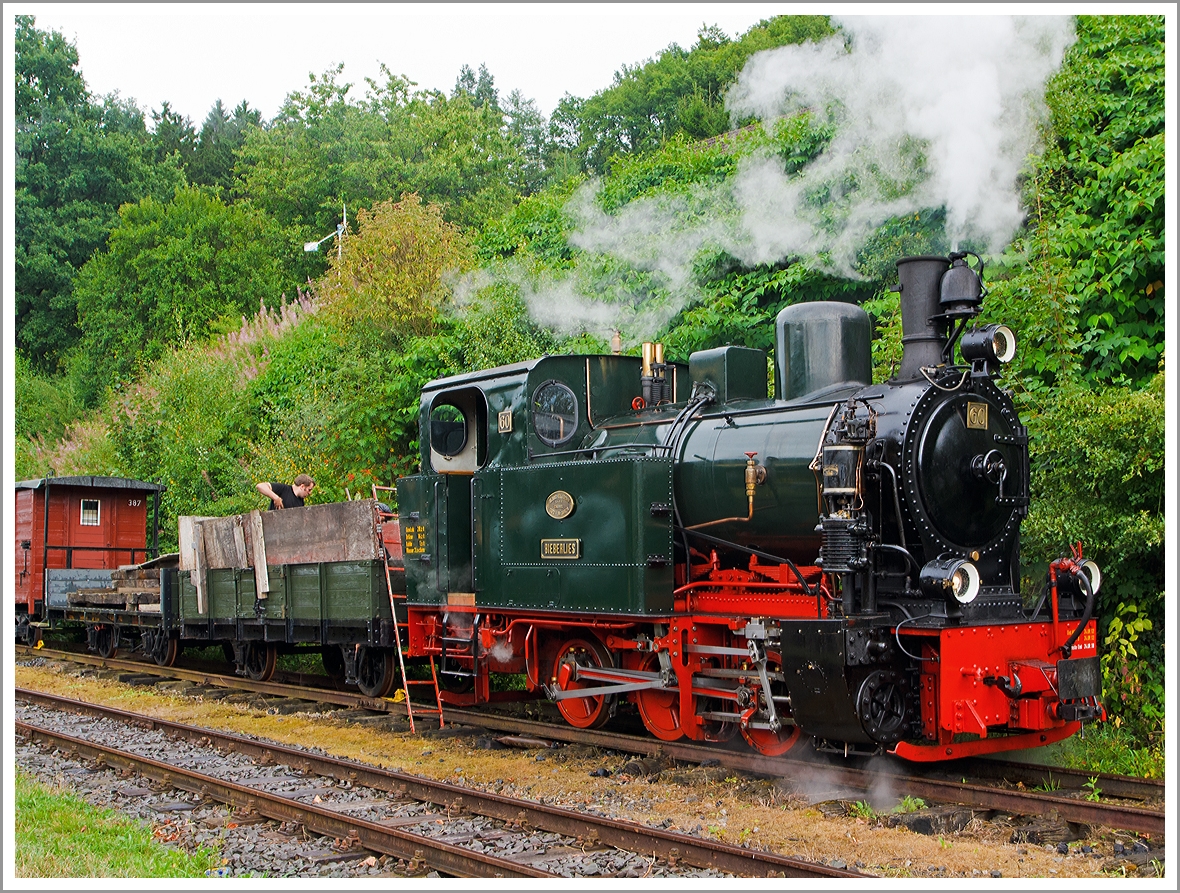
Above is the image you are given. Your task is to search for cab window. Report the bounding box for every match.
[428,387,486,473]
[532,380,578,447]
[430,404,467,457]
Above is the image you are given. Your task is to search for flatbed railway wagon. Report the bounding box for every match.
[34,497,409,695]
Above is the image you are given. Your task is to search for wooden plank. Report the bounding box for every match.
[248,510,269,595]
[178,501,382,575]
[257,500,381,565]
[202,517,244,568]
[193,521,208,615]
[178,516,217,571]
[68,590,124,607]
[231,517,248,568]
[111,568,162,582]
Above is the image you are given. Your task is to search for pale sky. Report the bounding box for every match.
[14,3,807,125]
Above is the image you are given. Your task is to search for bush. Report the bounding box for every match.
[1020,374,1164,747]
[315,194,471,336]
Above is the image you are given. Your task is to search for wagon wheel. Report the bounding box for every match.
[93,624,118,660]
[321,645,348,689]
[552,637,614,730]
[242,642,277,682]
[739,651,802,757]
[221,642,236,665]
[356,646,397,699]
[634,652,683,741]
[151,632,179,667]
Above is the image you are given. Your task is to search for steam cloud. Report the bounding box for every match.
[727,16,1076,263]
[459,16,1076,342]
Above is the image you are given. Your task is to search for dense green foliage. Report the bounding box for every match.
[14,15,186,370]
[13,14,1165,757]
[983,15,1165,393]
[549,17,835,174]
[1022,376,1165,748]
[236,65,523,248]
[71,186,292,403]
[151,98,264,192]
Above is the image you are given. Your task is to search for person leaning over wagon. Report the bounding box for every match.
[256,474,314,510]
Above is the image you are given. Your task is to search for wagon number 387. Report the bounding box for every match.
[128,499,142,507]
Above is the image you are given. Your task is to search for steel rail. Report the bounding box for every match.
[19,645,398,712]
[20,646,1164,834]
[440,707,1166,836]
[15,689,864,879]
[15,719,552,879]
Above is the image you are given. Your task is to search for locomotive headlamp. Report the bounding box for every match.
[1080,559,1101,595]
[920,558,981,604]
[960,324,1017,365]
[1062,556,1104,599]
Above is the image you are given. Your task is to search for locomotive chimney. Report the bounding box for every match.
[895,255,950,380]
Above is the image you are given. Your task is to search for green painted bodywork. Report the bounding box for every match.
[177,562,393,629]
[399,349,852,613]
[591,395,848,560]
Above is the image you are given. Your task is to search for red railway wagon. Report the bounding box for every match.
[14,476,164,641]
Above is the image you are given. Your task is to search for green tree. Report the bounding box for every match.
[550,16,835,174]
[149,101,197,168]
[315,194,471,336]
[189,98,261,191]
[72,186,291,402]
[236,62,522,264]
[15,15,185,370]
[502,88,550,195]
[453,62,499,110]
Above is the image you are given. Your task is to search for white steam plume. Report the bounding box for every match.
[727,15,1076,264]
[461,16,1075,342]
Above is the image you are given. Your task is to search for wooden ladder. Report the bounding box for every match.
[373,485,444,732]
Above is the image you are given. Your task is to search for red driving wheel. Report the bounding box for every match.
[635,653,684,741]
[552,637,614,729]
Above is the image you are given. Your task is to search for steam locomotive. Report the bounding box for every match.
[18,252,1103,762]
[396,252,1104,760]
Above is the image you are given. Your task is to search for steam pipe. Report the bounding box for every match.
[686,453,760,530]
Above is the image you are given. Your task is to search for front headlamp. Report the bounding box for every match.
[920,558,981,604]
[960,324,1016,365]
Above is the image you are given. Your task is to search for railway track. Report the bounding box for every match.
[18,645,1164,837]
[15,689,860,879]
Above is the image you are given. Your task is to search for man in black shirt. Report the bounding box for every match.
[256,474,315,510]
